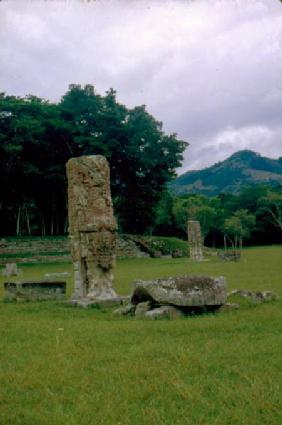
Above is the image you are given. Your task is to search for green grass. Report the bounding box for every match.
[0,246,281,425]
[0,251,70,259]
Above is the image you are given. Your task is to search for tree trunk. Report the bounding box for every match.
[64,216,68,234]
[25,206,31,235]
[41,216,46,236]
[16,206,21,236]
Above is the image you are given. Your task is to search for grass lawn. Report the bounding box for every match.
[0,245,281,425]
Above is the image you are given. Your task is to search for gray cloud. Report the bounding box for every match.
[180,124,282,173]
[0,0,281,172]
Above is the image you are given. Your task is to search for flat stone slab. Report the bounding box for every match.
[132,275,227,307]
[4,281,66,301]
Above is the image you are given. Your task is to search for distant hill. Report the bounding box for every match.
[170,150,282,196]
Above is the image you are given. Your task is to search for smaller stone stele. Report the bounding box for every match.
[132,275,227,308]
[187,220,203,261]
[4,281,66,302]
[2,263,20,277]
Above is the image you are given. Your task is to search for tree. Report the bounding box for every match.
[258,190,282,231]
[59,85,188,233]
[153,191,175,235]
[0,86,188,235]
[0,93,71,235]
[172,194,217,241]
[223,209,255,249]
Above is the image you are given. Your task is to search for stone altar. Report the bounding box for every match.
[66,155,120,307]
[4,281,66,301]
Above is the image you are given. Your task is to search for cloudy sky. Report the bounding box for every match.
[0,0,281,173]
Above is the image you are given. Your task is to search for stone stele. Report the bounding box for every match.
[66,155,120,307]
[187,220,203,261]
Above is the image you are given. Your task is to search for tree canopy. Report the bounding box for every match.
[153,185,282,246]
[0,85,187,235]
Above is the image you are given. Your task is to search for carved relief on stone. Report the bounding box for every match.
[66,155,120,306]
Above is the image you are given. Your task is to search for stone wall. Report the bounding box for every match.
[0,236,146,264]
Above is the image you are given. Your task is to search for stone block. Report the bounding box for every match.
[135,301,152,317]
[4,281,66,301]
[2,263,20,277]
[145,305,184,319]
[132,275,227,307]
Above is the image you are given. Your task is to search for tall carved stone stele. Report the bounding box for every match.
[187,220,203,261]
[66,155,121,307]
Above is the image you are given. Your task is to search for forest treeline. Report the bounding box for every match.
[153,186,282,247]
[0,84,187,235]
[0,84,281,245]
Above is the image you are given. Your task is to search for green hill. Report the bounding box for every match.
[170,150,282,196]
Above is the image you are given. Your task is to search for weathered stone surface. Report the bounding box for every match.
[135,301,152,317]
[228,289,277,303]
[2,263,20,277]
[132,275,227,307]
[187,221,203,261]
[257,291,277,302]
[112,304,136,316]
[4,281,66,301]
[145,305,184,319]
[219,303,240,312]
[66,155,120,306]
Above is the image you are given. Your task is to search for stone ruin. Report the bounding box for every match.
[2,263,20,277]
[113,277,278,319]
[4,281,66,302]
[114,275,227,318]
[217,250,241,262]
[66,155,121,307]
[187,220,203,261]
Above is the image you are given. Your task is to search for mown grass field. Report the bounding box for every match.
[0,246,281,425]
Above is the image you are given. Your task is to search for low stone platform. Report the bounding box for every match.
[4,281,66,301]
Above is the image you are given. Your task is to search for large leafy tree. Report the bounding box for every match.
[258,189,282,231]
[0,85,187,235]
[59,84,187,233]
[171,194,219,241]
[0,93,71,235]
[223,209,256,249]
